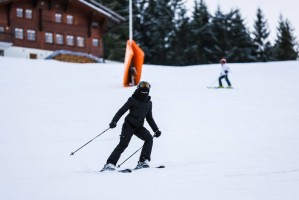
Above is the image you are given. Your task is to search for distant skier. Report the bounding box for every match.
[218,58,232,88]
[101,81,162,171]
[129,64,137,86]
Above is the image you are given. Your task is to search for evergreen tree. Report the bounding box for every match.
[132,0,156,64]
[100,0,129,62]
[228,9,256,62]
[210,8,256,63]
[252,8,272,62]
[272,15,298,60]
[210,7,234,62]
[132,0,147,45]
[97,1,298,65]
[134,0,177,65]
[167,1,192,66]
[189,0,214,64]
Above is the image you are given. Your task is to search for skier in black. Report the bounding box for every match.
[101,81,162,171]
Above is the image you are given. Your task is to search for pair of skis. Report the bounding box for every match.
[207,86,234,89]
[102,165,165,173]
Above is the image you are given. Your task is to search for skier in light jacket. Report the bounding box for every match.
[218,58,232,88]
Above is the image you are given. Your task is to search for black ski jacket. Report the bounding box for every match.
[111,96,159,132]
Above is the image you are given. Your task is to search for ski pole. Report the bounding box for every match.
[117,135,155,168]
[70,127,110,156]
[117,145,143,168]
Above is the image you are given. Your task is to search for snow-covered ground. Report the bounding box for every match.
[0,57,298,200]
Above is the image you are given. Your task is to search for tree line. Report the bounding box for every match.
[99,0,298,66]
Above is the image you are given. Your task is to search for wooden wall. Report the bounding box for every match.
[0,0,109,58]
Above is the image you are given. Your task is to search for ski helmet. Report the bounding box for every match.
[220,58,226,64]
[137,81,151,89]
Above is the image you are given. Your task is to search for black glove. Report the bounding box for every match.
[154,129,161,138]
[224,70,228,74]
[109,121,117,129]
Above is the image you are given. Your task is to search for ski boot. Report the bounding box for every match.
[100,163,115,172]
[135,160,150,170]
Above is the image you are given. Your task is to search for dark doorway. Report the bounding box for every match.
[30,53,37,59]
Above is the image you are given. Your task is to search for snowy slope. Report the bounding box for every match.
[0,57,299,200]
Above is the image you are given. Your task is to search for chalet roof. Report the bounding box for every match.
[81,0,125,24]
[0,0,10,3]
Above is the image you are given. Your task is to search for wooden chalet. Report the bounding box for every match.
[0,0,125,60]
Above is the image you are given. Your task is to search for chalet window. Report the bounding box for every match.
[0,26,4,32]
[27,29,36,41]
[76,36,85,47]
[56,33,64,45]
[66,35,74,46]
[55,13,62,23]
[14,28,24,39]
[45,32,53,44]
[66,15,73,24]
[25,9,33,19]
[92,39,99,47]
[16,8,23,18]
[92,22,99,28]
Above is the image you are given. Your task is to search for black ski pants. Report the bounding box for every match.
[219,74,231,87]
[107,123,153,166]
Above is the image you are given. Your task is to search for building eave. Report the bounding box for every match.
[78,0,125,24]
[0,0,11,4]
